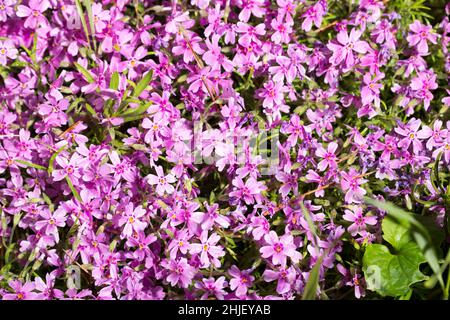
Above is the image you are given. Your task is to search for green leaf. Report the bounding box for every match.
[85,102,97,118]
[48,145,67,175]
[65,176,82,203]
[83,0,96,51]
[15,159,46,171]
[131,70,153,98]
[109,71,119,90]
[363,217,426,297]
[302,255,323,300]
[74,62,95,83]
[74,0,91,50]
[365,197,444,289]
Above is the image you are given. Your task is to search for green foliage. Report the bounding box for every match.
[363,217,427,297]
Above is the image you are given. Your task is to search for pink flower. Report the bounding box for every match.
[35,207,67,242]
[406,20,438,55]
[239,0,265,22]
[0,0,15,22]
[52,154,81,182]
[260,231,301,266]
[0,40,18,65]
[162,258,196,288]
[145,165,176,196]
[270,16,293,44]
[2,280,38,300]
[410,71,438,111]
[16,0,49,29]
[91,3,110,33]
[343,207,377,236]
[263,266,296,294]
[229,177,266,205]
[340,168,367,203]
[361,72,384,108]
[118,203,148,238]
[394,118,430,154]
[203,34,234,72]
[194,276,228,299]
[189,231,225,268]
[315,142,338,171]
[301,2,326,31]
[228,265,254,297]
[327,29,369,68]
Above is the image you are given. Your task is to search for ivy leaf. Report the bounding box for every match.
[363,217,426,297]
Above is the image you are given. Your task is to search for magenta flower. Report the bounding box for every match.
[52,154,81,182]
[0,0,15,22]
[118,203,148,238]
[189,231,225,268]
[145,165,176,196]
[410,71,438,111]
[340,168,367,203]
[34,274,63,300]
[229,177,266,205]
[2,280,38,300]
[91,3,110,33]
[35,207,67,242]
[161,258,196,288]
[406,20,438,55]
[16,0,49,28]
[262,266,296,294]
[271,16,293,44]
[361,72,384,107]
[194,276,228,299]
[301,2,326,31]
[315,142,338,171]
[257,80,287,109]
[394,118,430,154]
[203,34,234,72]
[327,29,369,68]
[337,264,366,299]
[343,206,377,237]
[0,40,17,65]
[228,265,255,297]
[239,0,265,22]
[275,169,298,198]
[260,231,301,266]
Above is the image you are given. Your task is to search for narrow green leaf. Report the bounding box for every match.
[302,256,323,300]
[85,102,97,118]
[74,0,91,50]
[300,201,319,239]
[109,71,119,90]
[65,176,82,203]
[15,159,47,171]
[74,62,95,83]
[83,0,96,51]
[48,145,67,175]
[131,70,153,98]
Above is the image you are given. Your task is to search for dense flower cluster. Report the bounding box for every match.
[0,0,449,300]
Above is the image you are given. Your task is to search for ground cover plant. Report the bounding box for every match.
[0,0,449,300]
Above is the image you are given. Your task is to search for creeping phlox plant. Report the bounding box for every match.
[0,0,449,300]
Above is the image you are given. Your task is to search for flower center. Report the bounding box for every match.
[0,48,6,55]
[66,166,74,174]
[17,292,24,300]
[274,243,283,253]
[128,216,135,223]
[33,10,40,17]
